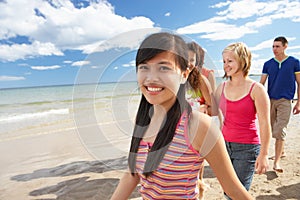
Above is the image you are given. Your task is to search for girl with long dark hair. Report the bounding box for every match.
[111,32,253,200]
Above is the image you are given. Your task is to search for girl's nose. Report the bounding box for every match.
[146,69,160,82]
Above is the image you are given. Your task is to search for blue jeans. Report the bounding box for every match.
[224,142,260,200]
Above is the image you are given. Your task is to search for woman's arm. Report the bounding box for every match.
[207,71,217,92]
[191,113,253,199]
[251,83,271,174]
[213,83,224,127]
[205,135,253,199]
[199,75,212,106]
[200,75,219,116]
[110,170,140,200]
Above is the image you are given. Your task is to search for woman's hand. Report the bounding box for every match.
[255,154,269,175]
[199,104,208,114]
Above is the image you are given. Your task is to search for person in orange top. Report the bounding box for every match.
[186,41,217,199]
[186,41,217,116]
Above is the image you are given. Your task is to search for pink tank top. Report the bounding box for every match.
[219,82,259,144]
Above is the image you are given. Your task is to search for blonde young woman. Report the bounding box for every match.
[215,42,271,199]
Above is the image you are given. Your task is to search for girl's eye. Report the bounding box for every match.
[160,66,171,71]
[138,65,148,70]
[223,59,233,64]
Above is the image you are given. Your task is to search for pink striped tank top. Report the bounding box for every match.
[135,111,204,199]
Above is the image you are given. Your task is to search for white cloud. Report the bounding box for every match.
[177,0,300,41]
[250,37,297,51]
[0,75,25,81]
[177,19,256,40]
[250,58,266,74]
[289,45,300,50]
[88,27,161,54]
[0,41,63,62]
[71,60,90,66]
[18,63,29,67]
[216,0,270,20]
[250,39,274,51]
[210,0,232,9]
[165,12,171,17]
[31,65,61,70]
[244,16,272,28]
[0,0,155,62]
[122,60,135,67]
[63,60,73,64]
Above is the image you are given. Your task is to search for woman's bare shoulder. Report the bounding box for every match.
[188,110,211,151]
[250,79,267,95]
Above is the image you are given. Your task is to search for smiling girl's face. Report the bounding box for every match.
[137,51,188,109]
[222,50,241,77]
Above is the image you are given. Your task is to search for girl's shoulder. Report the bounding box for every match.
[188,111,222,157]
[188,110,211,151]
[248,79,267,99]
[247,79,264,90]
[215,81,224,90]
[215,81,226,94]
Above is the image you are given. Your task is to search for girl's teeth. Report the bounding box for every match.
[148,87,162,92]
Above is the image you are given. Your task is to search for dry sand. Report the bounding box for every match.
[0,112,299,200]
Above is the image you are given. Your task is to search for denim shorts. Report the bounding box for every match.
[224,142,260,199]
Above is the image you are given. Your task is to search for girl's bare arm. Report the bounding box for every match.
[252,83,271,174]
[110,170,140,200]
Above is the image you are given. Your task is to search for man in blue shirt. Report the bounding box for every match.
[260,36,300,173]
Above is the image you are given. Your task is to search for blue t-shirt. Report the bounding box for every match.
[262,56,300,100]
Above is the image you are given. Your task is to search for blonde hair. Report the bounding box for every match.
[222,42,252,78]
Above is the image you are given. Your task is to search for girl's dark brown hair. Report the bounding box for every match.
[187,41,205,68]
[186,41,206,93]
[128,32,192,177]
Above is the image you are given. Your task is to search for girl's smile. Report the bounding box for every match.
[146,85,163,93]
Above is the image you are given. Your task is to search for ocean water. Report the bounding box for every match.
[0,82,141,141]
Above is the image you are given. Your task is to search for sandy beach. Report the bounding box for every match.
[1,105,299,200]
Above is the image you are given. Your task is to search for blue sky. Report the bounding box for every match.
[0,0,300,89]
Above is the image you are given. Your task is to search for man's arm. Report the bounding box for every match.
[260,74,268,85]
[293,73,300,114]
